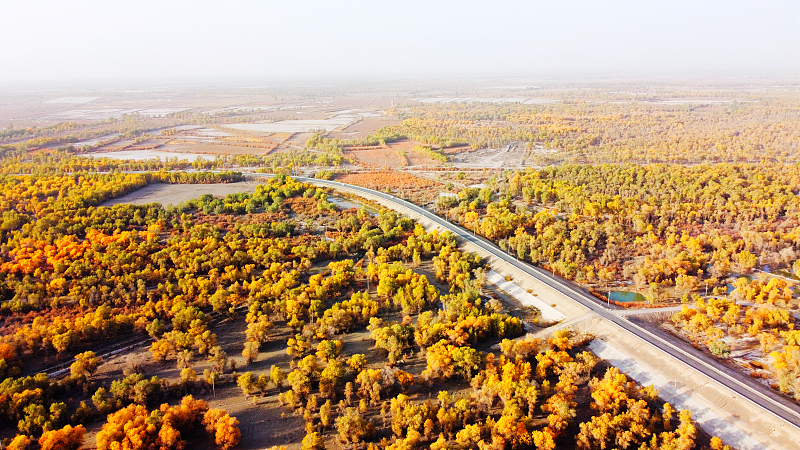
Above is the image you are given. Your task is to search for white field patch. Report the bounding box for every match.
[70,133,123,148]
[642,99,758,104]
[45,96,100,104]
[49,109,135,120]
[486,270,565,322]
[193,128,232,137]
[48,108,190,120]
[451,142,528,169]
[523,98,558,104]
[137,108,191,117]
[223,116,355,133]
[173,125,204,131]
[82,150,211,162]
[414,97,552,104]
[203,105,276,115]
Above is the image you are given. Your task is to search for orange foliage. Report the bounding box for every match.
[203,408,241,450]
[96,396,212,450]
[1,230,155,275]
[38,424,85,450]
[337,171,442,203]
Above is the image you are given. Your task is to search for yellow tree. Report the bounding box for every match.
[38,425,85,450]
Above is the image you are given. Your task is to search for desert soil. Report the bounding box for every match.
[101,182,260,207]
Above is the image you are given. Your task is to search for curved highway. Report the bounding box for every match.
[296,176,800,429]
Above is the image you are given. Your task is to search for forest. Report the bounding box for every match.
[435,163,800,295]
[0,168,736,449]
[1,149,344,176]
[378,94,800,165]
[669,280,800,400]
[4,86,793,448]
[428,162,800,404]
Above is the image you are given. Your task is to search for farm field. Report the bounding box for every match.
[4,77,799,175]
[161,142,279,156]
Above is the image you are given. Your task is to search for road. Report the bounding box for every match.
[295,176,800,430]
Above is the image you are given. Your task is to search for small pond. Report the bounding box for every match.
[609,291,646,303]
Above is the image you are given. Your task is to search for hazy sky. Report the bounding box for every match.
[1,0,798,83]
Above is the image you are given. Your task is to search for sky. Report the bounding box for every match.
[1,0,798,84]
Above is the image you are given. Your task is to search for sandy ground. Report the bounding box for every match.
[328,117,400,140]
[94,139,138,151]
[223,117,355,134]
[284,132,313,147]
[84,150,211,162]
[386,140,444,167]
[162,142,277,155]
[450,142,530,169]
[101,182,260,206]
[345,147,407,168]
[84,127,280,156]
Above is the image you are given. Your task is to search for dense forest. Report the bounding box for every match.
[436,163,800,295]
[429,162,800,404]
[670,281,800,400]
[2,88,784,448]
[0,170,735,449]
[0,149,344,176]
[378,95,800,164]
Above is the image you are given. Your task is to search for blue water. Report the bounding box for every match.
[609,291,646,303]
